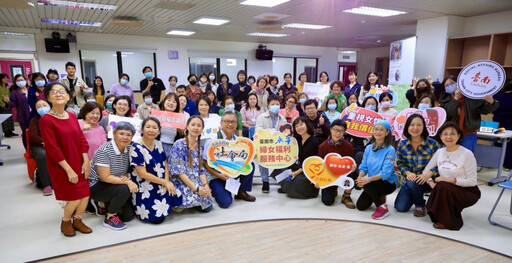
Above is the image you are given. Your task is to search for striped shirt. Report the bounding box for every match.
[89,140,132,187]
[396,138,441,176]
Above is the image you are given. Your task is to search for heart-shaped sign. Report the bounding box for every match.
[324,153,356,177]
[207,137,255,178]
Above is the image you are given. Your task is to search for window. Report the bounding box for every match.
[270,57,318,84]
[189,57,247,83]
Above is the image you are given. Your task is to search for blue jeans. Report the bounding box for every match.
[394,180,432,212]
[259,165,269,183]
[460,133,477,153]
[209,166,254,208]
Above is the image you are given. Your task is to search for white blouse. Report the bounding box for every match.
[423,146,478,187]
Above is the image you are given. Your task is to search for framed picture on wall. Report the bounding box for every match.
[9,65,25,82]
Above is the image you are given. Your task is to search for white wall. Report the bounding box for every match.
[32,30,340,91]
[414,16,450,81]
[356,46,389,83]
[463,10,512,36]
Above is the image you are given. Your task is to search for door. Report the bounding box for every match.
[338,64,356,88]
[375,57,389,86]
[0,60,33,84]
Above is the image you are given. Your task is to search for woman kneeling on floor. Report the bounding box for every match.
[89,122,138,230]
[424,122,481,230]
[355,120,398,220]
[130,117,182,224]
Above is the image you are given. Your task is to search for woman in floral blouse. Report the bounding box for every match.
[130,117,182,224]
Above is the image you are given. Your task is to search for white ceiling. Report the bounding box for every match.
[1,0,512,48]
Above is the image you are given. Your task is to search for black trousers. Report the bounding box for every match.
[321,170,359,206]
[356,180,396,211]
[90,182,134,222]
[31,146,51,188]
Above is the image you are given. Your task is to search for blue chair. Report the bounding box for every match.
[488,170,512,230]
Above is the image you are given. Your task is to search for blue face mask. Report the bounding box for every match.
[16,80,26,87]
[37,107,50,116]
[35,80,46,87]
[445,83,458,94]
[86,99,96,103]
[365,105,376,111]
[418,103,431,111]
[145,98,153,104]
[106,101,113,109]
[327,104,337,110]
[145,72,153,78]
[209,75,215,81]
[226,104,235,111]
[299,98,307,104]
[120,79,129,85]
[248,80,255,85]
[269,105,280,114]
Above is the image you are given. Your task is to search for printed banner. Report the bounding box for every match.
[458,60,506,99]
[107,115,142,141]
[302,153,356,189]
[202,114,222,140]
[340,104,385,138]
[393,107,447,140]
[149,110,186,129]
[388,36,416,85]
[206,137,255,178]
[365,85,399,107]
[253,129,298,169]
[303,82,330,106]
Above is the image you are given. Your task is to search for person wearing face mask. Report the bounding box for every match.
[378,93,398,116]
[322,81,347,113]
[0,73,17,137]
[362,97,379,113]
[111,73,136,109]
[216,73,234,104]
[256,95,288,193]
[136,92,159,120]
[232,70,251,111]
[324,98,342,124]
[406,77,435,108]
[296,92,309,117]
[28,72,48,122]
[218,96,243,137]
[83,92,96,104]
[415,94,436,111]
[140,66,165,105]
[8,74,31,149]
[441,76,499,152]
[206,72,219,94]
[46,68,59,85]
[102,94,116,117]
[167,76,178,94]
[197,73,211,93]
[247,75,257,90]
[28,99,53,195]
[186,74,203,102]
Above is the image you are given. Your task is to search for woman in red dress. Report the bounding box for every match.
[40,83,92,237]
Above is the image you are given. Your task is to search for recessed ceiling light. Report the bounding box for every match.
[283,23,331,30]
[41,18,102,27]
[343,6,406,17]
[193,17,229,26]
[247,32,289,38]
[37,0,117,11]
[167,30,196,36]
[240,0,290,8]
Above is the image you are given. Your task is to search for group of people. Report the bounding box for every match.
[1,61,509,238]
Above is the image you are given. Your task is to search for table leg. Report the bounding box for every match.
[489,138,510,185]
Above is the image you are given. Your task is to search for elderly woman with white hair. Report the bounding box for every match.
[89,122,138,231]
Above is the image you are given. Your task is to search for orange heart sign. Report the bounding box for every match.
[207,137,255,178]
[302,155,355,189]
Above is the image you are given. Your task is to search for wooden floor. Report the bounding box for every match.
[41,219,510,263]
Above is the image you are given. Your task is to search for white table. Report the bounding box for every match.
[476,130,512,185]
[0,114,12,166]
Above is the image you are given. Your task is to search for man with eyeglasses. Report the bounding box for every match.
[203,111,256,208]
[317,119,358,208]
[304,99,331,142]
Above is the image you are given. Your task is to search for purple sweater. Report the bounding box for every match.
[10,89,30,124]
[110,83,135,109]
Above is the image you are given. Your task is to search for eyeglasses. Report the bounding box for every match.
[331,128,345,134]
[222,120,237,125]
[50,89,67,95]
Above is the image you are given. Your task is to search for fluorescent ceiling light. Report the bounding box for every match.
[1,32,26,36]
[247,32,289,38]
[37,0,117,11]
[343,6,406,17]
[283,23,331,30]
[167,30,196,36]
[193,17,229,26]
[240,0,290,8]
[41,18,102,27]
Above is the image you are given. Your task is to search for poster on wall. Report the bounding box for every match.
[302,82,330,106]
[388,36,417,85]
[457,60,506,99]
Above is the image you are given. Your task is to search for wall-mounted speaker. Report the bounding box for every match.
[44,38,70,53]
[255,48,273,60]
